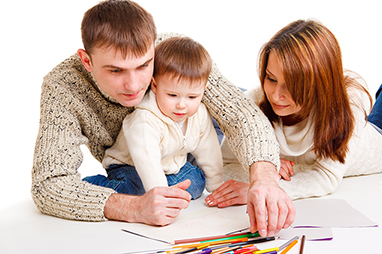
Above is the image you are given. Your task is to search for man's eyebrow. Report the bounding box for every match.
[140,57,153,66]
[103,64,122,69]
[102,57,154,69]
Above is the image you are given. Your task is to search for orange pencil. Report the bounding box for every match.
[280,239,298,254]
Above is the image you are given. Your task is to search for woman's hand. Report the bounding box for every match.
[279,159,294,181]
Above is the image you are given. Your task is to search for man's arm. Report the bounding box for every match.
[32,63,191,224]
[203,63,280,169]
[31,81,116,221]
[247,162,295,237]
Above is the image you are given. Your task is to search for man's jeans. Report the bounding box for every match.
[368,84,382,133]
[83,161,206,200]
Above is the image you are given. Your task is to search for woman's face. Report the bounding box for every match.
[263,51,302,117]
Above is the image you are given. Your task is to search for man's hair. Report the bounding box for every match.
[154,37,212,86]
[81,0,156,58]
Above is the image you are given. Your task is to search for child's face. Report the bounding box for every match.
[152,74,207,122]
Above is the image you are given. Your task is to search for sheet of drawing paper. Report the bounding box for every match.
[277,227,333,241]
[122,193,250,242]
[292,199,377,228]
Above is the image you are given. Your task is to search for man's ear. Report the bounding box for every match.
[77,49,93,72]
[151,77,157,94]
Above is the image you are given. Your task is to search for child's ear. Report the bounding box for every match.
[151,77,157,94]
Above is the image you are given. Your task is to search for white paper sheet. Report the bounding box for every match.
[122,193,250,243]
[292,198,378,228]
[276,227,333,241]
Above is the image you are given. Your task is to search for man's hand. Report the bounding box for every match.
[247,162,295,237]
[205,179,249,208]
[104,180,192,226]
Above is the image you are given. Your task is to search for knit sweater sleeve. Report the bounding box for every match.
[203,63,280,170]
[156,33,280,171]
[31,80,116,221]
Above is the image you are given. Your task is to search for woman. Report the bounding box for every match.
[205,19,382,206]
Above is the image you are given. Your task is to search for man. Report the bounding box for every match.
[31,0,294,236]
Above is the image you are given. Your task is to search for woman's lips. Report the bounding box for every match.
[272,102,289,109]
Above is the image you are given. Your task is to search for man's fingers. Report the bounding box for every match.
[172,179,191,191]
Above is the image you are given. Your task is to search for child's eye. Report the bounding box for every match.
[189,96,197,99]
[168,94,177,97]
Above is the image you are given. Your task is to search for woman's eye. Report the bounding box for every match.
[267,75,277,83]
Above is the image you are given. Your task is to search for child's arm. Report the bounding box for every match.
[191,104,223,192]
[124,115,168,191]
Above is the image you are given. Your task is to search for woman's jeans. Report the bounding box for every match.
[83,161,206,200]
[368,84,382,133]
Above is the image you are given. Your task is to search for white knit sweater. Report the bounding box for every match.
[102,90,223,192]
[223,87,382,200]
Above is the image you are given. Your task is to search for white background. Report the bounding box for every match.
[1,0,381,211]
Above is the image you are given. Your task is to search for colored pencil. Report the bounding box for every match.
[233,246,258,254]
[176,244,209,254]
[279,236,299,251]
[174,238,248,250]
[299,235,306,254]
[225,227,251,235]
[280,239,298,254]
[253,247,279,254]
[211,247,230,254]
[122,247,182,254]
[172,232,260,245]
[121,229,169,244]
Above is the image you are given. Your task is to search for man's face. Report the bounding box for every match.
[80,44,154,107]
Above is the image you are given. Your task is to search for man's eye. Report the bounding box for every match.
[111,69,121,73]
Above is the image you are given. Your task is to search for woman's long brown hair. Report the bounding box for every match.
[258,20,369,163]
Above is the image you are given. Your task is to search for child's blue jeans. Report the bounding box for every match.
[368,84,382,132]
[83,161,205,200]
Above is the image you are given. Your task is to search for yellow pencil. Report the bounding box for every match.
[253,247,279,254]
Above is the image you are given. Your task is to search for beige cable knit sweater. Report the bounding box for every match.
[31,33,279,221]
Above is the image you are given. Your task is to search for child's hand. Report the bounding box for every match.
[279,159,295,181]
